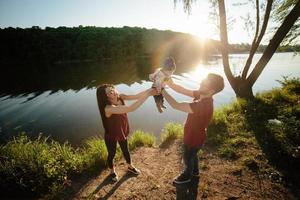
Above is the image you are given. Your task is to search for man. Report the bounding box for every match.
[162,73,224,184]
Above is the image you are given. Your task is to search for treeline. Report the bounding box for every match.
[1,26,297,65]
[228,43,300,53]
[0,26,219,65]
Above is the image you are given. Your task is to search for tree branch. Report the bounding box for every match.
[247,0,300,87]
[242,0,273,79]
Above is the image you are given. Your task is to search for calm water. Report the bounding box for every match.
[0,53,299,145]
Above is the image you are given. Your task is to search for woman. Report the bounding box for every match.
[96,84,155,181]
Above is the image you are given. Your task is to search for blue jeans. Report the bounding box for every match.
[183,144,200,177]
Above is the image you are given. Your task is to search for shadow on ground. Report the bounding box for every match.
[90,172,137,200]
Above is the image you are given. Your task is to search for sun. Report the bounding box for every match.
[192,26,211,41]
[180,64,210,85]
[182,1,213,41]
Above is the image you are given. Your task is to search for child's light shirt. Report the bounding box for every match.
[149,68,171,93]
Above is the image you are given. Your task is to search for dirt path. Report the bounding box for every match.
[70,140,295,200]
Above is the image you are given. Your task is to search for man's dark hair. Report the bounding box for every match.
[207,73,224,94]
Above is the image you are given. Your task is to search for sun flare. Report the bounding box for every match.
[192,26,211,41]
[181,64,210,85]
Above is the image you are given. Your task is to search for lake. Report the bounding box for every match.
[0,52,299,145]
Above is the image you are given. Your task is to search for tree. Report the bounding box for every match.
[175,0,300,98]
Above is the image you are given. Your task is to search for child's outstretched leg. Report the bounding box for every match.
[154,95,163,113]
[161,96,166,109]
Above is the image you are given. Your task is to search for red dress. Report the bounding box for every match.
[104,98,129,141]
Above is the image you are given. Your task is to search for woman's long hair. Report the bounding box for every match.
[96,84,114,133]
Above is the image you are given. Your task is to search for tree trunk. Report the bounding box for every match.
[218,0,234,85]
[231,77,254,98]
[218,0,254,99]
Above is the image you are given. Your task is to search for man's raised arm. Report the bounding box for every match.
[166,78,196,98]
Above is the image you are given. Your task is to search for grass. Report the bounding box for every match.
[128,130,156,151]
[81,136,108,169]
[0,130,157,198]
[205,77,300,195]
[0,133,83,197]
[160,122,183,147]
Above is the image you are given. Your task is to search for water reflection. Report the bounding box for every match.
[0,57,150,100]
[0,56,197,144]
[0,53,299,145]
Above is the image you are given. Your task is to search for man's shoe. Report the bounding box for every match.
[173,173,191,185]
[128,166,141,175]
[192,171,200,177]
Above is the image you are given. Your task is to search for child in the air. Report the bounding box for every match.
[149,57,176,113]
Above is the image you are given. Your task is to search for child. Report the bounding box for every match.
[149,57,176,113]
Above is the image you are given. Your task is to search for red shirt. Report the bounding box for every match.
[184,91,213,148]
[104,98,129,141]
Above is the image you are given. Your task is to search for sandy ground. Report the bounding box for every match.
[67,140,295,200]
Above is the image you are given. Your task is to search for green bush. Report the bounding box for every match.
[160,123,183,147]
[207,108,229,147]
[217,144,238,159]
[81,137,108,169]
[0,133,83,196]
[129,130,156,151]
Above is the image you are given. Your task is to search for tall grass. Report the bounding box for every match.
[160,123,183,147]
[129,130,156,151]
[81,137,108,169]
[205,77,300,193]
[0,130,158,197]
[0,133,83,196]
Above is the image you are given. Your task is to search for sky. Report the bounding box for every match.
[0,0,260,44]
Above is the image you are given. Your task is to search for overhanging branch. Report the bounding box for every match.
[247,0,300,87]
[242,0,273,79]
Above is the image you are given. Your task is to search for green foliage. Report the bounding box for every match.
[206,77,300,190]
[208,77,300,167]
[275,0,300,45]
[207,99,247,147]
[81,137,108,169]
[0,130,159,197]
[128,130,156,151]
[277,76,300,94]
[0,26,213,65]
[160,123,183,147]
[217,144,238,159]
[0,133,83,196]
[255,77,300,157]
[206,107,229,147]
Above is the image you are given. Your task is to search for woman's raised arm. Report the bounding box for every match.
[119,89,149,100]
[105,89,155,117]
